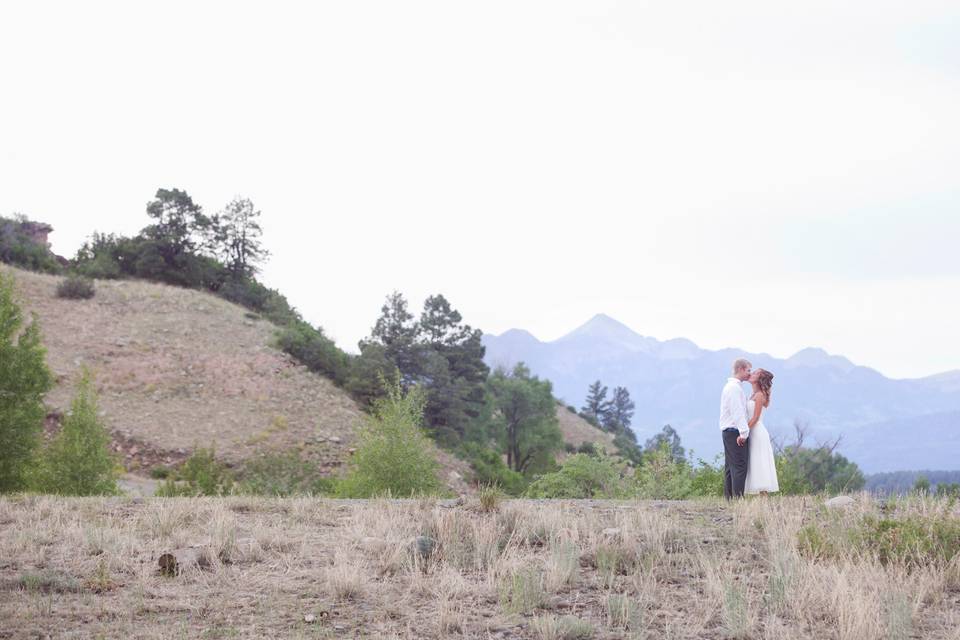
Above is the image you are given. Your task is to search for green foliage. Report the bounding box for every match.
[799,510,960,569]
[487,363,564,474]
[55,274,95,300]
[603,386,634,432]
[32,369,120,496]
[336,377,441,498]
[498,568,546,614]
[363,292,489,443]
[643,425,685,463]
[238,450,334,496]
[633,442,694,499]
[275,320,350,385]
[525,452,630,499]
[0,215,62,274]
[776,445,865,495]
[913,475,931,494]
[460,442,527,495]
[580,381,610,426]
[0,273,54,492]
[688,455,725,497]
[212,197,269,277]
[156,446,233,496]
[345,343,398,407]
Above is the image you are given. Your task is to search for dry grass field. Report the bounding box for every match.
[1,494,958,639]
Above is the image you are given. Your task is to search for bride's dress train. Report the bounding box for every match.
[744,398,779,494]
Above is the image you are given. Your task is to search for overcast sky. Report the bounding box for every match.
[2,1,958,379]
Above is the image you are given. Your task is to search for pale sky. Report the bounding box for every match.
[2,1,959,379]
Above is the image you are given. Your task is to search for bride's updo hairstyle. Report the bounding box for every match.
[755,369,774,407]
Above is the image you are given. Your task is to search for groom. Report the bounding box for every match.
[720,358,752,499]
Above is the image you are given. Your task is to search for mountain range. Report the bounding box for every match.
[482,314,960,472]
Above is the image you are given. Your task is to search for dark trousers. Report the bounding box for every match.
[723,429,749,500]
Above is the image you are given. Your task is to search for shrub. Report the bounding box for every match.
[799,511,960,569]
[525,452,630,499]
[156,446,233,496]
[275,320,351,385]
[55,275,95,299]
[33,369,120,496]
[336,377,441,498]
[238,450,335,496]
[688,456,724,497]
[0,272,54,492]
[634,443,693,499]
[0,215,62,274]
[461,442,527,495]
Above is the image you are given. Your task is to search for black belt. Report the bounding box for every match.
[723,427,739,433]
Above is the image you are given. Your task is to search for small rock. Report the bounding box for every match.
[411,535,437,560]
[448,470,462,481]
[329,436,342,444]
[304,614,316,623]
[825,496,856,508]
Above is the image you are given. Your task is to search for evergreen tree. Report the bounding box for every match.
[417,294,489,442]
[603,386,635,432]
[581,380,611,426]
[0,272,54,492]
[643,425,686,463]
[487,363,563,474]
[143,188,212,260]
[213,197,269,277]
[369,291,421,387]
[35,369,120,496]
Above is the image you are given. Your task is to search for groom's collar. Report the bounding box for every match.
[727,377,740,383]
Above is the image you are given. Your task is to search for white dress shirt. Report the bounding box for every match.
[719,377,749,439]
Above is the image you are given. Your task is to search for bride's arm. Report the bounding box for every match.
[747,393,763,428]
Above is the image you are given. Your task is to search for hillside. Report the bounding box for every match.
[554,402,616,455]
[484,314,960,471]
[2,265,471,490]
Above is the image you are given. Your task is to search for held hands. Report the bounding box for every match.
[736,436,746,447]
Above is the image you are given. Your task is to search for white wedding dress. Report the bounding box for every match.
[744,398,779,494]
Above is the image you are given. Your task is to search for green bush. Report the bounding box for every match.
[275,320,351,385]
[238,450,335,496]
[0,272,54,492]
[33,370,120,496]
[633,443,693,499]
[156,446,233,496]
[55,275,95,300]
[525,452,630,499]
[688,456,724,497]
[336,377,442,498]
[799,510,960,569]
[0,216,62,274]
[461,442,527,496]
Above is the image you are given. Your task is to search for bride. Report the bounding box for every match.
[744,368,779,495]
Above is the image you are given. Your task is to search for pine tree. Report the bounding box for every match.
[581,380,611,427]
[35,369,120,496]
[0,272,53,492]
[213,197,269,277]
[603,386,635,433]
[369,291,421,387]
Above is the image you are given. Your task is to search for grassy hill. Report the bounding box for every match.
[554,402,616,456]
[2,265,471,491]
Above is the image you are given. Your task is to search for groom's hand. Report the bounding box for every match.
[736,436,746,446]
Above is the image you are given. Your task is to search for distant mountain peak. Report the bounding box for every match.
[786,347,855,372]
[494,328,541,343]
[560,313,641,340]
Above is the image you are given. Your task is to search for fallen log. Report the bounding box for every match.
[158,547,212,576]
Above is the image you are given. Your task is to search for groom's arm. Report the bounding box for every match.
[731,389,750,441]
